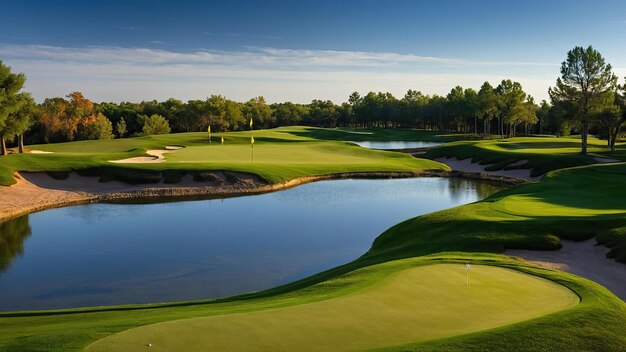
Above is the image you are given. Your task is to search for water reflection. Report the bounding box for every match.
[0,216,32,273]
[0,177,502,311]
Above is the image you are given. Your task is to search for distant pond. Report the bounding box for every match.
[353,141,442,149]
[0,177,501,311]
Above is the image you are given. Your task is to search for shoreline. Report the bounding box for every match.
[0,169,522,223]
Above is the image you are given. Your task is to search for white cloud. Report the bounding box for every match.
[0,44,557,103]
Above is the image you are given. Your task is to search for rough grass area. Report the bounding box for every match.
[0,127,448,186]
[366,162,626,263]
[425,136,626,177]
[2,254,622,352]
[85,264,578,352]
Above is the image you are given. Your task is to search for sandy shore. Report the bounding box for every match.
[506,239,626,300]
[434,157,541,181]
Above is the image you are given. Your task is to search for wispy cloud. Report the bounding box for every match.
[0,44,555,68]
[0,44,556,103]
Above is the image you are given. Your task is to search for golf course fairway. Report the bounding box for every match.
[85,264,578,352]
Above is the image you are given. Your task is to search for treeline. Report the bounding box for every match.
[2,78,544,149]
[1,45,625,154]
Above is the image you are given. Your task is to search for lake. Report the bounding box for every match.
[0,177,501,311]
[353,141,442,149]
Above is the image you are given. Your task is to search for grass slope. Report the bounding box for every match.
[2,254,618,352]
[86,264,577,352]
[426,136,626,176]
[0,127,447,186]
[366,162,626,263]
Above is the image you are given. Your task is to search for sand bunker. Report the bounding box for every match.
[507,239,626,301]
[30,150,53,154]
[110,146,184,164]
[593,156,621,164]
[434,157,540,181]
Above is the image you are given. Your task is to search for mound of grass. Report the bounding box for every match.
[1,254,623,352]
[426,136,626,176]
[85,263,578,352]
[0,127,448,186]
[366,162,626,263]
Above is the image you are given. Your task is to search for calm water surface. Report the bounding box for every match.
[353,141,442,149]
[0,178,501,311]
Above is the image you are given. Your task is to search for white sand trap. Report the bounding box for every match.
[435,157,540,181]
[110,146,185,164]
[593,156,621,164]
[507,239,626,300]
[30,150,53,154]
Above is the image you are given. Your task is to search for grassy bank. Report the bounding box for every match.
[366,162,626,263]
[0,127,447,186]
[426,136,626,176]
[1,254,623,352]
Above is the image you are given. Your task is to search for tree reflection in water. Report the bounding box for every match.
[0,216,32,273]
[446,178,503,202]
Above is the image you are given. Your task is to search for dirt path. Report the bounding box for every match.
[434,157,541,181]
[506,239,626,300]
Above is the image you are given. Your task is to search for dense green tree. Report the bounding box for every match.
[272,102,309,126]
[463,88,479,134]
[597,82,625,151]
[116,117,127,138]
[2,93,36,153]
[244,97,273,129]
[141,114,171,135]
[307,100,337,128]
[549,46,618,154]
[477,82,498,135]
[402,90,428,128]
[496,80,527,138]
[78,113,114,140]
[536,100,551,135]
[0,62,26,155]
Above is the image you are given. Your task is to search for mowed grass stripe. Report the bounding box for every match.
[86,264,578,352]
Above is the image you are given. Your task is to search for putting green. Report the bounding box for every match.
[85,264,578,352]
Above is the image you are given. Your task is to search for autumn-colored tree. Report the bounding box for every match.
[64,92,95,141]
[36,98,68,143]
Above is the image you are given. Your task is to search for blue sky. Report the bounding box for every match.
[2,0,626,103]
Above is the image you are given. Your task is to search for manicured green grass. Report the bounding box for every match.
[426,136,626,176]
[85,263,577,352]
[366,162,626,264]
[2,129,626,351]
[2,254,621,352]
[0,126,447,186]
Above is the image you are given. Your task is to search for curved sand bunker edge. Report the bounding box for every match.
[109,146,185,164]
